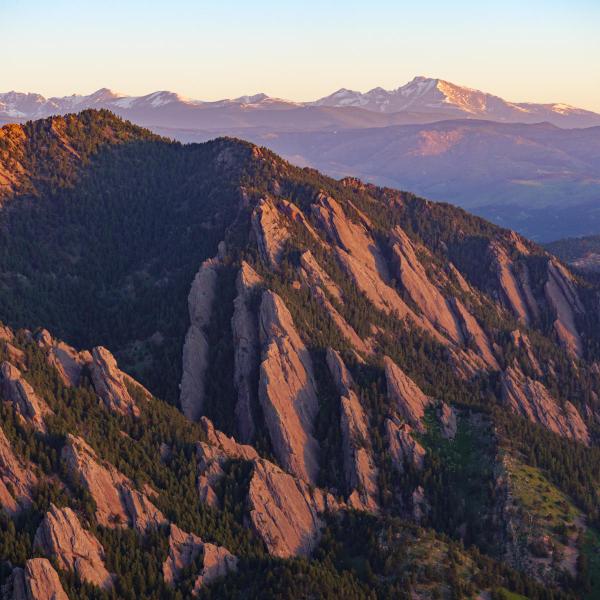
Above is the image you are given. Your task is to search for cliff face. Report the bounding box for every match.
[258,291,320,485]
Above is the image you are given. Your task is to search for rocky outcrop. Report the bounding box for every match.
[544,261,584,357]
[326,348,378,510]
[391,228,464,343]
[61,435,165,530]
[0,362,51,432]
[162,524,238,594]
[258,290,320,484]
[34,505,112,590]
[438,402,457,439]
[180,253,220,422]
[299,250,343,303]
[34,329,90,387]
[385,417,426,473]
[196,417,259,508]
[489,242,539,325]
[0,426,36,515]
[247,458,340,558]
[383,356,432,431]
[88,347,140,417]
[510,330,542,376]
[231,261,262,442]
[252,198,290,267]
[501,366,589,444]
[4,558,69,600]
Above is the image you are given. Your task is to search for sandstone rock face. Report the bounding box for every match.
[163,524,238,593]
[438,402,458,439]
[0,362,51,431]
[180,255,219,422]
[383,356,432,431]
[0,426,36,515]
[252,198,290,267]
[258,290,320,484]
[247,458,340,558]
[489,242,538,324]
[326,348,378,510]
[385,418,426,473]
[61,435,165,530]
[299,250,343,303]
[501,366,589,444]
[34,329,88,387]
[34,505,112,590]
[196,418,259,508]
[510,330,542,376]
[88,347,139,417]
[544,261,584,357]
[391,228,464,344]
[231,261,262,442]
[5,558,69,600]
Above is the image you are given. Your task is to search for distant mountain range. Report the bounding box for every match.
[3,76,600,129]
[2,77,600,241]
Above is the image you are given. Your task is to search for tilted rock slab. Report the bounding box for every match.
[258,290,320,485]
[385,417,426,473]
[61,435,165,530]
[326,348,378,511]
[0,362,52,432]
[180,254,219,421]
[4,558,69,600]
[88,346,141,417]
[383,356,432,432]
[544,261,584,357]
[501,365,589,444]
[231,261,263,442]
[247,458,341,558]
[34,329,90,387]
[34,505,113,590]
[162,524,238,594]
[0,426,37,515]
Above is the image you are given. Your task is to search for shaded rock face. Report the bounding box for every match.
[299,250,343,304]
[88,347,140,417]
[34,505,112,590]
[231,261,263,442]
[61,435,165,530]
[163,525,238,593]
[180,254,220,422]
[196,417,259,508]
[258,290,320,485]
[501,366,589,444]
[247,458,340,558]
[383,356,432,432]
[4,558,69,600]
[489,242,539,325]
[326,348,378,511]
[34,329,89,387]
[438,402,458,440]
[544,261,584,357]
[510,330,542,377]
[0,362,51,432]
[385,418,426,473]
[0,426,36,515]
[252,197,290,268]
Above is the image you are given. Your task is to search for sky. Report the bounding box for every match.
[1,0,600,111]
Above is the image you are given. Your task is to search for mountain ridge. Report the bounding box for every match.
[0,110,600,598]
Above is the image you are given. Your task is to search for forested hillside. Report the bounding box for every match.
[1,111,600,599]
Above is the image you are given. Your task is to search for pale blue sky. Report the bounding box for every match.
[2,0,599,110]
